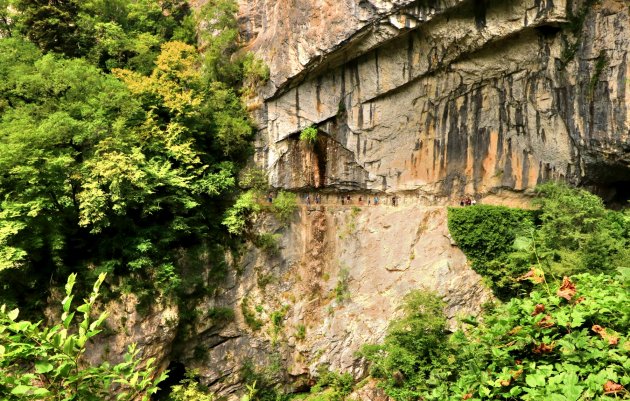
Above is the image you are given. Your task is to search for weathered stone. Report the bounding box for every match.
[240,0,630,198]
[83,293,179,373]
[175,202,491,397]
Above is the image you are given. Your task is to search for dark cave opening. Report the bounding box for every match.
[594,180,630,209]
[153,361,187,400]
[584,160,630,209]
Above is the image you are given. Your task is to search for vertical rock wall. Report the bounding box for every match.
[176,202,491,396]
[243,0,630,197]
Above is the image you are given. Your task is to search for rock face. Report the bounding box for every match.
[177,201,491,395]
[86,0,630,397]
[84,293,179,372]
[243,0,630,198]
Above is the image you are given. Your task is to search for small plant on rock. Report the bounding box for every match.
[300,126,318,145]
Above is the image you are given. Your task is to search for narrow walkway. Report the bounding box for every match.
[287,192,465,208]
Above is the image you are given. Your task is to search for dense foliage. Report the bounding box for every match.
[0,0,267,310]
[448,184,630,299]
[363,272,629,401]
[0,273,167,400]
[448,205,536,298]
[361,291,449,400]
[1,0,195,71]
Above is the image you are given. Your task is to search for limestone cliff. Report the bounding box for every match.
[176,201,491,395]
[87,0,630,397]
[242,0,629,198]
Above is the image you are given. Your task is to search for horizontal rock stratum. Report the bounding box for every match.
[240,0,629,198]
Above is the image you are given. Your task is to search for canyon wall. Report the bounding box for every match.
[91,0,630,397]
[176,201,491,395]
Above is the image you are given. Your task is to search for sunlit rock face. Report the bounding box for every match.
[158,0,630,397]
[239,0,630,197]
[176,203,492,396]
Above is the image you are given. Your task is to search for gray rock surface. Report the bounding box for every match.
[176,201,491,396]
[242,0,630,198]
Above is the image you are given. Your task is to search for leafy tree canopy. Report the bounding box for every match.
[0,0,259,310]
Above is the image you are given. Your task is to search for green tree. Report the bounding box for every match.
[534,182,629,274]
[0,273,167,400]
[361,291,450,401]
[0,37,252,306]
[13,0,85,56]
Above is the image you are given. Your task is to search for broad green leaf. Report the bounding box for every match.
[35,361,54,373]
[11,385,31,395]
[65,274,76,296]
[7,308,19,321]
[33,387,51,396]
[63,337,76,355]
[76,304,90,314]
[62,295,73,313]
[525,373,546,387]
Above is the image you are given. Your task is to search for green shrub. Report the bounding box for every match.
[448,205,535,266]
[270,309,285,332]
[239,167,269,192]
[241,52,270,97]
[269,306,289,344]
[272,191,298,225]
[447,273,630,401]
[361,291,449,401]
[295,324,306,340]
[223,190,262,235]
[0,274,167,400]
[534,182,629,275]
[207,307,235,324]
[448,205,536,298]
[363,273,630,401]
[240,357,285,401]
[334,267,350,302]
[310,366,354,401]
[254,233,281,255]
[167,369,215,401]
[300,126,318,144]
[241,297,263,331]
[448,184,630,299]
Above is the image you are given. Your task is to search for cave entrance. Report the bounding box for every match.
[152,361,187,400]
[597,180,630,209]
